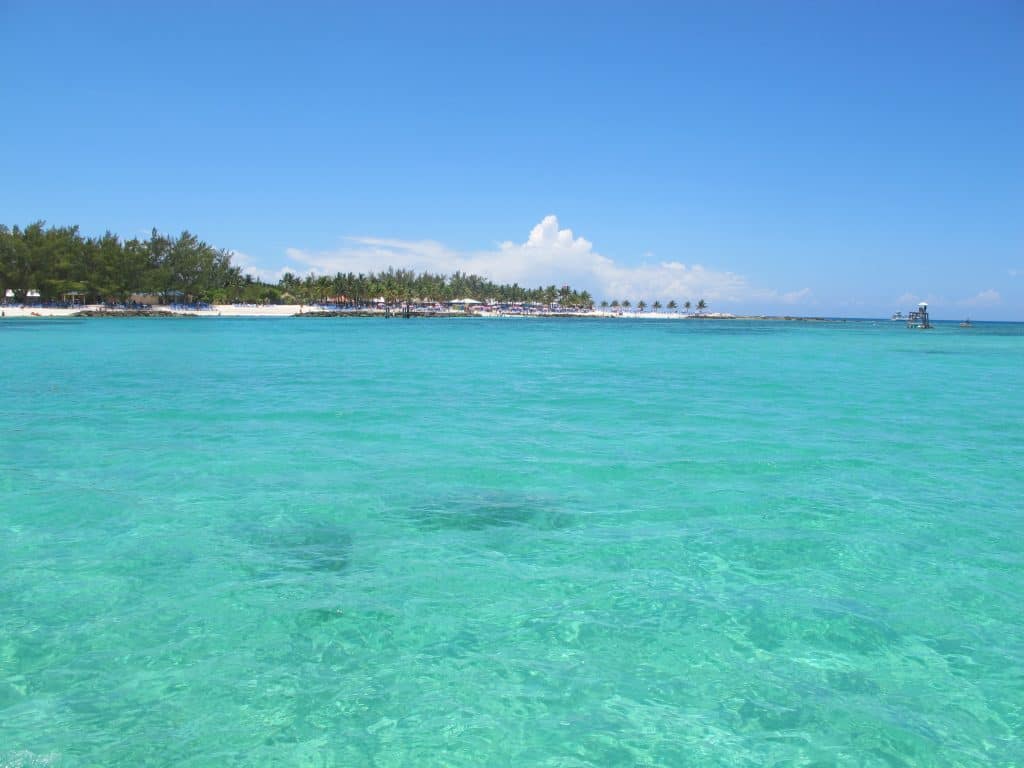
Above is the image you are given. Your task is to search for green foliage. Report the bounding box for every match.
[283,270,593,307]
[0,222,246,304]
[0,222,595,308]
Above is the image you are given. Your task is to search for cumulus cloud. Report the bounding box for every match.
[229,251,290,285]
[959,289,1001,307]
[279,215,808,306]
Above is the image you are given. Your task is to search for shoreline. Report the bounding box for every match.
[0,304,840,321]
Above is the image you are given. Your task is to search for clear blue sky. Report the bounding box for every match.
[2,1,1022,318]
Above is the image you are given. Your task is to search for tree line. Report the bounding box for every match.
[598,298,708,313]
[278,269,593,308]
[0,222,594,307]
[0,222,251,304]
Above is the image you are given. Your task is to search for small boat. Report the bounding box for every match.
[891,311,904,321]
[959,318,972,328]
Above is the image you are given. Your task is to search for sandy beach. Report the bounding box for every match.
[2,304,323,318]
[1,304,739,320]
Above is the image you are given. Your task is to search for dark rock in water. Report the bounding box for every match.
[299,310,381,318]
[247,518,352,573]
[409,492,575,531]
[72,309,196,317]
[278,526,351,572]
[295,607,348,628]
[299,310,456,318]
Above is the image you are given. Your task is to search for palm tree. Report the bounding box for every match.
[638,300,647,311]
[622,299,632,309]
[683,300,691,314]
[600,300,608,308]
[667,300,677,310]
[696,299,707,314]
[383,286,401,317]
[652,300,662,310]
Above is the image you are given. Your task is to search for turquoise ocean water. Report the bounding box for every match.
[1,317,1021,766]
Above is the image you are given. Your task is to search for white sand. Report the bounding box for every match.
[0,304,736,320]
[2,305,81,318]
[2,304,312,318]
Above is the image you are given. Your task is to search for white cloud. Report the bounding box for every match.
[959,289,1001,307]
[230,250,290,284]
[280,215,808,306]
